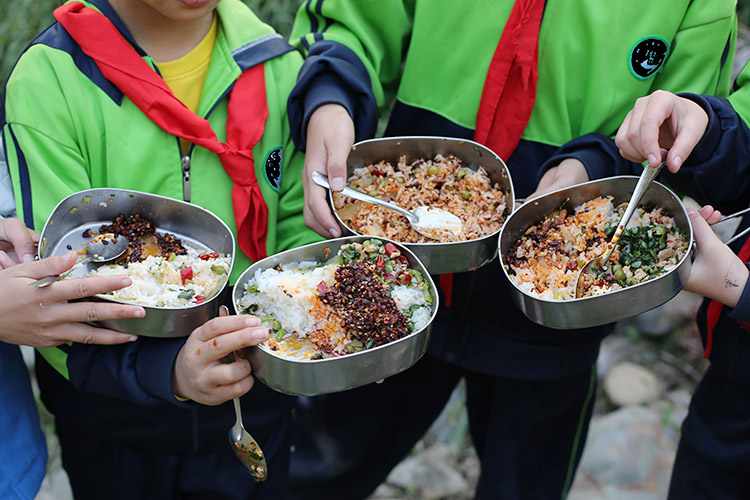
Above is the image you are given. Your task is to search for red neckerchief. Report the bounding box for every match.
[473,0,545,161]
[704,235,750,358]
[54,2,270,262]
[440,0,544,308]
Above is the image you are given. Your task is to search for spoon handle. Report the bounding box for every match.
[311,171,414,221]
[28,255,94,288]
[602,158,665,262]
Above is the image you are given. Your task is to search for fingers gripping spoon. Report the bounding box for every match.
[220,305,269,482]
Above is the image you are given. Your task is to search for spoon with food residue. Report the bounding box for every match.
[220,305,268,482]
[574,154,666,298]
[312,170,462,240]
[29,233,130,288]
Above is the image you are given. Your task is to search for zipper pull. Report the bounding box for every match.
[182,155,191,202]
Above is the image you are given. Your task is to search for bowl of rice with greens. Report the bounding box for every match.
[498,176,694,330]
[233,236,438,396]
[327,136,514,275]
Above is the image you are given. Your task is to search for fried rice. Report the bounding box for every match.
[333,154,507,243]
[505,196,688,299]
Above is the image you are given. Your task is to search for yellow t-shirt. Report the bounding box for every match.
[157,15,218,154]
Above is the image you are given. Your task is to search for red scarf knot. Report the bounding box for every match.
[54,1,270,262]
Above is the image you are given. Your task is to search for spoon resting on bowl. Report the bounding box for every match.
[312,170,462,240]
[574,155,666,298]
[29,233,129,288]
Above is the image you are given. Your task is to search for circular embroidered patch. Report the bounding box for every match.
[629,36,670,80]
[264,146,282,191]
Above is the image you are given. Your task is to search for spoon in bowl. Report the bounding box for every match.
[29,233,129,288]
[220,305,269,482]
[312,170,462,240]
[574,155,666,298]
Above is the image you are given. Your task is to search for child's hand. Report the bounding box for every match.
[172,307,269,405]
[302,103,355,238]
[0,217,39,267]
[526,158,589,202]
[616,90,708,172]
[0,251,144,347]
[685,206,749,308]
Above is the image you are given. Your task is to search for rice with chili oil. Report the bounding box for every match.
[506,196,688,299]
[236,239,434,360]
[333,154,507,243]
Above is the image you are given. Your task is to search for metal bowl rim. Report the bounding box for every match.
[329,136,515,246]
[232,235,439,364]
[498,175,694,304]
[39,187,236,311]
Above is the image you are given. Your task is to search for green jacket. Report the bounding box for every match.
[289,0,737,195]
[287,0,738,377]
[0,0,316,437]
[4,0,320,286]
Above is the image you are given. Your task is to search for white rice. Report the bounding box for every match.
[237,256,432,360]
[86,246,231,307]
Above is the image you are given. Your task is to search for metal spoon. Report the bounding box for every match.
[29,233,129,288]
[312,170,463,240]
[220,305,268,482]
[574,156,666,298]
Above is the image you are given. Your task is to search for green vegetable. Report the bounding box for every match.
[178,289,195,300]
[246,284,259,293]
[274,328,286,342]
[211,265,227,275]
[339,245,361,264]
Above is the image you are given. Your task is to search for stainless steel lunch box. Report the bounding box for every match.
[328,136,515,275]
[232,236,438,396]
[498,176,694,329]
[38,188,235,337]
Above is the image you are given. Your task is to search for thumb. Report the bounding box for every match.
[687,208,718,246]
[24,251,78,278]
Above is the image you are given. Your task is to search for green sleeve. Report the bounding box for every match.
[289,0,414,109]
[650,3,737,97]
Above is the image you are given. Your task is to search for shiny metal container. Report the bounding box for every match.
[38,188,235,337]
[498,176,694,330]
[327,136,515,274]
[232,236,438,396]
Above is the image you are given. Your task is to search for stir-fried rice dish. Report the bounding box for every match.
[236,239,434,360]
[81,213,231,307]
[333,154,507,243]
[505,196,688,299]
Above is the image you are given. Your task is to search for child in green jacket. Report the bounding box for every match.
[284,1,738,499]
[2,0,319,498]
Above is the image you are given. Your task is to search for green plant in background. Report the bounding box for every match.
[0,0,302,89]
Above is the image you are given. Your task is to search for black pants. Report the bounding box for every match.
[288,353,597,500]
[668,364,750,500]
[57,422,291,500]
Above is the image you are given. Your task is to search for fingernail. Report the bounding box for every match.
[331,177,345,191]
[647,154,657,167]
[128,335,138,342]
[251,328,269,341]
[121,278,132,287]
[686,208,696,216]
[245,317,260,327]
[22,254,35,263]
[329,227,341,238]
[134,308,145,318]
[673,156,682,169]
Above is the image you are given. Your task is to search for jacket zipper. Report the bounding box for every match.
[178,84,234,204]
[182,155,191,202]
